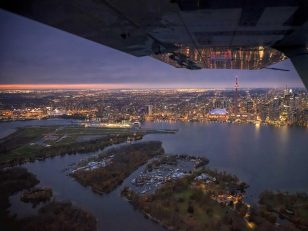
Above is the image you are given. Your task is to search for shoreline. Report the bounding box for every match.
[0,124,176,168]
[1,117,307,129]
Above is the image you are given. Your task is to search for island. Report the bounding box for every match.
[121,154,250,231]
[2,124,307,231]
[0,167,97,231]
[120,153,307,231]
[18,201,97,231]
[71,141,164,194]
[21,187,53,207]
[0,125,175,167]
[0,167,39,222]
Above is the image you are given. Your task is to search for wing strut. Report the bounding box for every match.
[277,47,308,89]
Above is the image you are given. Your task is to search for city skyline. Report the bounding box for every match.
[0,9,305,89]
[1,87,306,127]
[1,2,307,231]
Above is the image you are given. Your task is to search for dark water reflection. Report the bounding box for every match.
[142,122,308,202]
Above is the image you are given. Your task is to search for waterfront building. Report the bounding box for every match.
[208,108,228,121]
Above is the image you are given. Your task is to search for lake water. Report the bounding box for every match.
[142,122,308,202]
[3,120,308,230]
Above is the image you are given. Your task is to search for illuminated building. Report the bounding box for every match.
[246,101,254,114]
[147,105,153,116]
[234,77,239,114]
[269,98,280,121]
[208,108,228,121]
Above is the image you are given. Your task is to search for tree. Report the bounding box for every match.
[187,202,194,214]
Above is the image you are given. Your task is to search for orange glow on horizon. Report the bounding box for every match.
[0,84,145,90]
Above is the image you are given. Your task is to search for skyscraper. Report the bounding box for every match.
[147,105,153,116]
[233,77,239,114]
[269,97,280,121]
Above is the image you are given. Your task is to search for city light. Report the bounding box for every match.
[0,87,306,127]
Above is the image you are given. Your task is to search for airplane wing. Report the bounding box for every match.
[1,0,307,86]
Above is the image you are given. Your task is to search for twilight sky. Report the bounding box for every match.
[0,9,305,89]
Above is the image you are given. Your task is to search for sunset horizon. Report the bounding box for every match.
[0,81,305,90]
